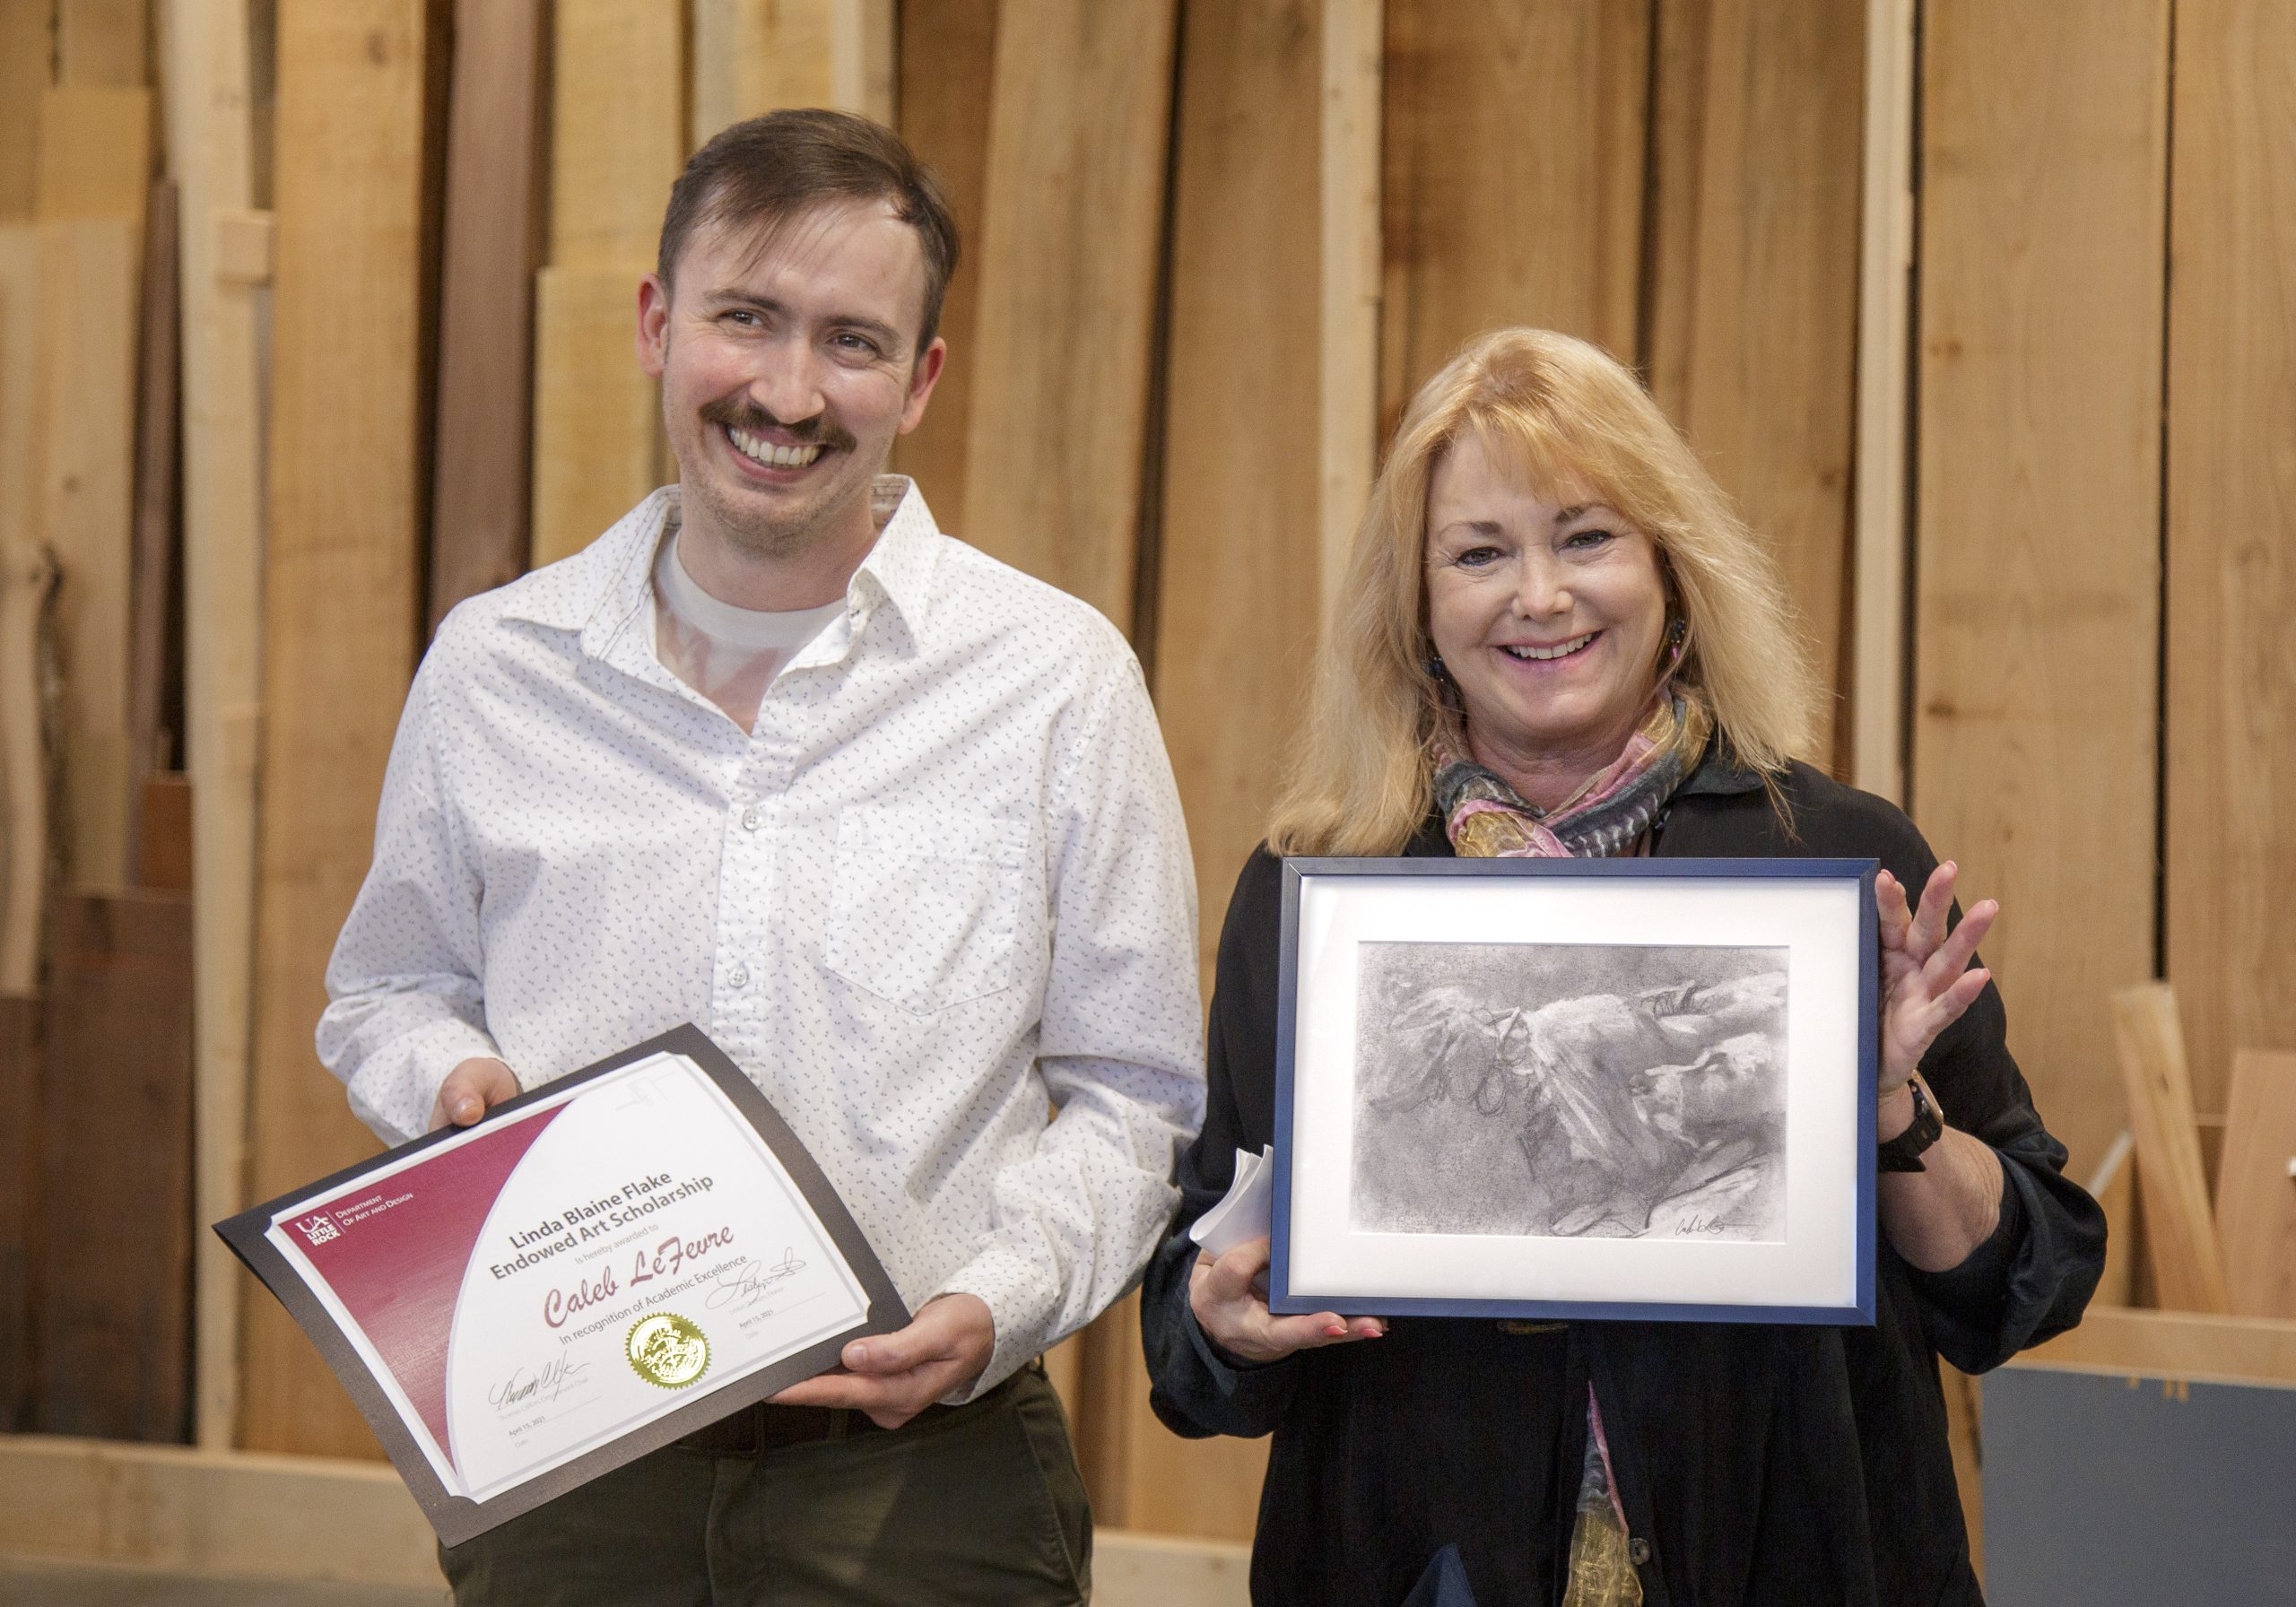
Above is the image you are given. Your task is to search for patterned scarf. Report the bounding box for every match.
[1435,691,1712,861]
[1433,688,1710,1606]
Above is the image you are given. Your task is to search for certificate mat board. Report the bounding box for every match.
[216,1025,909,1544]
[1272,858,1876,1324]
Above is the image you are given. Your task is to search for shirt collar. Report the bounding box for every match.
[498,476,944,661]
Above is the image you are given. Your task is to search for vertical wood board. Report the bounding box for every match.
[1912,0,2169,1180]
[2163,0,2296,1119]
[0,2,48,222]
[1852,0,1916,803]
[2216,1050,2296,1320]
[1379,0,1648,428]
[33,84,152,224]
[958,0,1178,628]
[550,0,685,269]
[126,176,180,833]
[1646,0,1863,773]
[30,890,195,1443]
[428,0,544,626]
[2110,983,2231,1314]
[691,0,835,146]
[1123,0,1331,1537]
[39,215,142,893]
[0,995,35,1428]
[1318,0,1380,621]
[160,0,271,1452]
[57,0,148,84]
[246,0,435,1459]
[889,0,995,524]
[0,543,52,997]
[529,265,662,566]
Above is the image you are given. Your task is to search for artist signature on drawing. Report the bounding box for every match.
[703,1247,806,1313]
[487,1354,591,1412]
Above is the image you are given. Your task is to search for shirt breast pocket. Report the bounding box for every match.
[825,807,1023,1014]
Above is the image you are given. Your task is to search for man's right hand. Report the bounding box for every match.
[1187,1237,1385,1365]
[427,1056,521,1133]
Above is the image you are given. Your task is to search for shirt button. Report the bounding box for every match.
[726,963,750,988]
[1628,1538,1651,1567]
[740,807,760,830]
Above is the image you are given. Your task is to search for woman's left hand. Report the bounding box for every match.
[1874,862,1996,1096]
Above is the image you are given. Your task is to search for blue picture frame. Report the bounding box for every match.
[1270,856,1878,1326]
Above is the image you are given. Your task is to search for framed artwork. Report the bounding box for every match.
[1271,857,1877,1325]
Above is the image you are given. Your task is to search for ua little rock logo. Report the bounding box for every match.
[296,1214,340,1247]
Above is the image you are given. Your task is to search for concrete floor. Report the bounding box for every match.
[0,1559,447,1606]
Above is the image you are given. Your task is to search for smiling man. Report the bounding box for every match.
[318,112,1204,1605]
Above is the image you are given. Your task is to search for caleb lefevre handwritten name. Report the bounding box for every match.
[544,1225,738,1328]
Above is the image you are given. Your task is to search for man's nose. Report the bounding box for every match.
[748,343,828,428]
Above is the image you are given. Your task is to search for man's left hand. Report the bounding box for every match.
[768,1292,996,1429]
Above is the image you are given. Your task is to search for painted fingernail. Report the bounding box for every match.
[1325,1324,1346,1338]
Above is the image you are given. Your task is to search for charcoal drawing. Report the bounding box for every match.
[1351,942,1790,1241]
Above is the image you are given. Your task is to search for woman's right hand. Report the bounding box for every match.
[1188,1237,1386,1364]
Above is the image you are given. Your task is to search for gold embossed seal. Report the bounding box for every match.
[625,1312,711,1388]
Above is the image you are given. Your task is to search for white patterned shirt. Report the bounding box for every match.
[317,478,1205,1396]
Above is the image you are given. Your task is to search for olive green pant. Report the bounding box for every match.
[439,1367,1091,1606]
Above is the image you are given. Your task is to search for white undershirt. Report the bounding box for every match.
[651,520,847,732]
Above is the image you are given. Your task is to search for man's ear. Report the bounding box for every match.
[897,334,947,435]
[636,273,671,378]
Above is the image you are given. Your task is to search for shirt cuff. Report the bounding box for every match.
[344,1017,505,1146]
[931,1244,1054,1405]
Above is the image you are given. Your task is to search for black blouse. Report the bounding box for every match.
[1139,758,2105,1607]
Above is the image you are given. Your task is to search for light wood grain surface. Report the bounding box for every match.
[38,215,141,893]
[2110,984,2231,1315]
[889,0,996,526]
[1911,0,2169,1182]
[529,265,663,566]
[2020,1305,2296,1389]
[549,0,684,270]
[428,0,544,628]
[958,0,1179,631]
[2216,1050,2296,1320]
[160,0,271,1453]
[0,3,47,222]
[33,85,150,226]
[56,0,149,86]
[1645,0,1862,774]
[244,0,437,1460]
[2163,0,2296,1123]
[1379,0,1647,427]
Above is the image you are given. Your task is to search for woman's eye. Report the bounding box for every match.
[1562,527,1615,552]
[1454,545,1504,569]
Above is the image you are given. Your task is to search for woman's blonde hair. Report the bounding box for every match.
[1268,327,1822,856]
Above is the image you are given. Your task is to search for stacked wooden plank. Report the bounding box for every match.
[162,0,273,1453]
[528,0,683,567]
[956,0,1180,630]
[2164,0,2296,1124]
[242,0,440,1460]
[1912,0,2170,1182]
[1645,0,1864,773]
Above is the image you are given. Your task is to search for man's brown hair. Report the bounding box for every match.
[657,109,961,354]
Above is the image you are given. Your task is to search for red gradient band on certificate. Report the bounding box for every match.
[219,1027,908,1543]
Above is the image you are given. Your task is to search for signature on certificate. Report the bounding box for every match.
[703,1247,807,1314]
[487,1354,592,1412]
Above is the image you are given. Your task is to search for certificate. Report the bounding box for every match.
[216,1025,908,1544]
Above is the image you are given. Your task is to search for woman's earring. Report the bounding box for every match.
[1664,618,1688,669]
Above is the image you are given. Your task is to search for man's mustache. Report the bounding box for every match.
[699,396,856,453]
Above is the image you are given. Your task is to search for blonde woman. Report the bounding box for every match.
[1141,330,2103,1607]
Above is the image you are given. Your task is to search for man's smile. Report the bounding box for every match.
[724,422,826,470]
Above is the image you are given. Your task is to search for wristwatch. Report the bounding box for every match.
[1877,1073,1944,1172]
